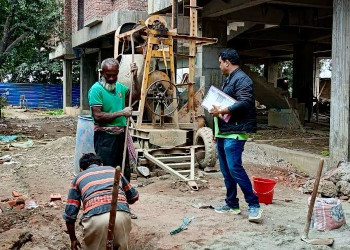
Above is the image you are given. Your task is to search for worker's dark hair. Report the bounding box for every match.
[219,48,240,65]
[79,153,103,170]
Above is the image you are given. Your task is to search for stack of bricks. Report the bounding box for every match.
[7,191,25,210]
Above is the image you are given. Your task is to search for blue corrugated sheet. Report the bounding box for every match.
[0,82,80,108]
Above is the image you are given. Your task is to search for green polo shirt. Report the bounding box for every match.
[88,82,129,127]
[214,117,249,140]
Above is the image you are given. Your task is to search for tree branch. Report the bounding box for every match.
[4,32,29,54]
[0,31,30,67]
[1,7,15,53]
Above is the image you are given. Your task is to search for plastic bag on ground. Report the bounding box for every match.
[308,197,346,231]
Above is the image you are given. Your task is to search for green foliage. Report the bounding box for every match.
[249,64,265,76]
[46,109,63,115]
[2,47,63,83]
[0,0,64,82]
[279,61,293,84]
[321,150,329,156]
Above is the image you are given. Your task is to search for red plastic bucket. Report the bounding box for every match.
[252,177,277,204]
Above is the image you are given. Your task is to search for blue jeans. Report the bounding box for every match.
[217,137,259,209]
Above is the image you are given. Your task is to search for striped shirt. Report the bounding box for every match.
[63,164,139,223]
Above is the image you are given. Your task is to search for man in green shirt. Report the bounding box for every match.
[88,58,139,181]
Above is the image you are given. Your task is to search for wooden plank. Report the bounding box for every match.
[167,162,191,169]
[144,152,189,181]
[172,35,217,44]
[168,39,179,128]
[151,51,170,58]
[116,25,146,39]
[188,0,197,112]
[156,155,192,163]
[137,41,153,127]
[137,124,179,129]
[177,170,191,173]
[190,147,195,180]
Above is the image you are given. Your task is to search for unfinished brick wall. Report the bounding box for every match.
[64,0,72,40]
[127,0,148,11]
[71,0,78,32]
[69,0,148,32]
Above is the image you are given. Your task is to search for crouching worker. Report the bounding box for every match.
[63,153,139,250]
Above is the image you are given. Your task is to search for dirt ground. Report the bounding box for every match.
[0,107,349,250]
[253,118,329,156]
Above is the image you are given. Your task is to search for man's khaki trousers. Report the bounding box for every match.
[82,211,131,250]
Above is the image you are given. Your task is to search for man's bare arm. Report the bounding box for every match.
[66,222,81,250]
[91,106,132,123]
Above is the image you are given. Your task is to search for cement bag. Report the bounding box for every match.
[308,197,346,231]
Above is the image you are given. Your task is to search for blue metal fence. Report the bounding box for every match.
[0,82,80,108]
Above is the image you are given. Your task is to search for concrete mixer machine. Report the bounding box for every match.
[114,4,218,189]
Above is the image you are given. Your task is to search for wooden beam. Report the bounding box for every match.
[203,0,272,17]
[188,0,197,112]
[270,0,333,9]
[190,147,195,180]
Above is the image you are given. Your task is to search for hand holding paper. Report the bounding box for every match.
[202,86,236,123]
[209,105,221,117]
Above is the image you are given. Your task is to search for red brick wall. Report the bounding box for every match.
[64,0,72,40]
[69,0,148,32]
[71,0,78,32]
[127,0,148,11]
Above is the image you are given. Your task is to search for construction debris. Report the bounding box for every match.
[303,162,350,198]
[191,203,214,209]
[50,193,62,201]
[170,216,195,235]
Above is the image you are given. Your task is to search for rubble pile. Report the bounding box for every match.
[303,162,350,200]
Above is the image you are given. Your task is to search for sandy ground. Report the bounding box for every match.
[0,108,349,250]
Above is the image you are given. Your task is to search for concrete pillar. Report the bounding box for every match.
[263,62,268,79]
[267,61,279,88]
[199,18,227,128]
[63,59,73,109]
[198,18,227,89]
[314,57,321,98]
[293,43,314,121]
[330,0,350,163]
[80,53,98,110]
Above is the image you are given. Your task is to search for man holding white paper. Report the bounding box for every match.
[209,48,262,223]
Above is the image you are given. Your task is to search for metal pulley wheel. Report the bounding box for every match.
[145,79,179,117]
